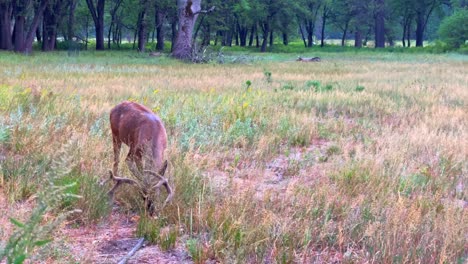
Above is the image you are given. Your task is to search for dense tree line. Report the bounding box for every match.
[0,0,466,55]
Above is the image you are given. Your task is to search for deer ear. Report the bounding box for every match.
[158,160,168,176]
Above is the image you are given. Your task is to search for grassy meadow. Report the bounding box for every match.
[0,49,467,263]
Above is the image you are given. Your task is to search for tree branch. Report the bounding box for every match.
[193,6,215,15]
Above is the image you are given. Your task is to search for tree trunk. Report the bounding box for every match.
[299,23,307,47]
[282,32,288,45]
[320,5,328,47]
[306,20,314,47]
[172,0,201,60]
[269,29,273,47]
[401,22,406,47]
[406,21,411,47]
[255,25,259,48]
[108,0,122,49]
[374,0,385,48]
[0,2,13,50]
[202,23,210,46]
[341,21,349,46]
[13,16,25,52]
[260,21,269,52]
[238,23,247,46]
[170,16,177,52]
[354,29,362,47]
[67,0,78,46]
[248,24,254,46]
[137,0,149,52]
[85,0,105,50]
[43,0,65,51]
[156,10,165,50]
[12,0,48,53]
[415,12,424,47]
[36,27,42,43]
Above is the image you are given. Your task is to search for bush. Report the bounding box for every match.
[438,9,468,49]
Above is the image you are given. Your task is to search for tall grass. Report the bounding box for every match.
[0,50,466,262]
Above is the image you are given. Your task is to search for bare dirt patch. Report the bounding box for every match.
[60,210,191,263]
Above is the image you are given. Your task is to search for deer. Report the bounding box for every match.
[297,56,321,62]
[107,101,173,215]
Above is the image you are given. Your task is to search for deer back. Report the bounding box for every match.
[110,101,167,167]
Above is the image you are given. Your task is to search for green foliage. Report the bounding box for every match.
[438,9,468,49]
[281,82,295,90]
[305,80,322,90]
[136,215,177,250]
[355,85,365,92]
[225,118,257,146]
[0,147,81,263]
[263,70,272,83]
[315,83,334,92]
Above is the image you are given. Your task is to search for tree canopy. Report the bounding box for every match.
[0,0,465,54]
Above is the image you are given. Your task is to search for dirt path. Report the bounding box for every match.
[60,211,191,264]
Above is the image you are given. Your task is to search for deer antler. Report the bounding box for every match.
[107,170,141,198]
[144,169,174,208]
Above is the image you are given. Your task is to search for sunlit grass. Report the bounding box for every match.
[0,50,466,263]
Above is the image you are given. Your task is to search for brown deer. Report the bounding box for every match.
[108,101,173,214]
[297,56,321,62]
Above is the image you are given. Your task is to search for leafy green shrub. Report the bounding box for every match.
[438,9,468,49]
[355,85,365,92]
[315,83,333,92]
[263,70,272,83]
[281,82,295,90]
[225,118,256,146]
[305,80,321,90]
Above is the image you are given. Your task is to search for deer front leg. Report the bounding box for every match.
[112,139,122,178]
[108,141,139,198]
[107,139,122,199]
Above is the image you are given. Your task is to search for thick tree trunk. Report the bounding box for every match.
[170,16,177,52]
[137,0,149,52]
[172,0,201,60]
[248,24,254,46]
[415,12,424,47]
[282,32,288,45]
[306,20,314,47]
[67,0,78,45]
[0,2,13,50]
[374,0,385,48]
[85,0,105,50]
[260,21,269,52]
[354,29,362,48]
[238,24,247,46]
[13,16,25,52]
[43,0,65,51]
[24,0,49,53]
[156,10,165,50]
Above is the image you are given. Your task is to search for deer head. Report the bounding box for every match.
[107,101,173,215]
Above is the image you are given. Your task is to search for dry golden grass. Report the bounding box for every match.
[0,51,466,263]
